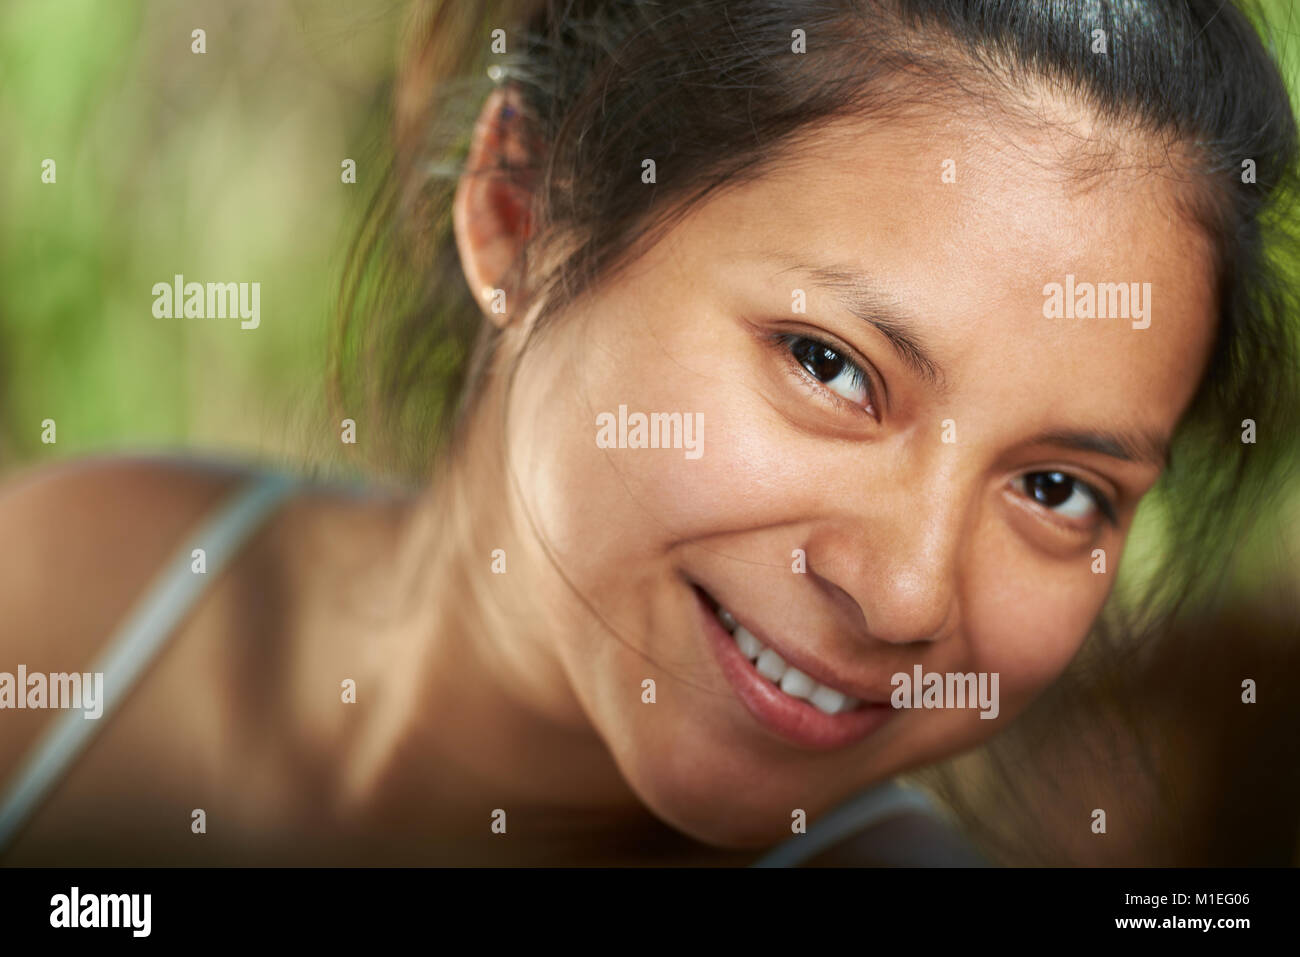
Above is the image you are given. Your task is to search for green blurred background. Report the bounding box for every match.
[0,0,408,472]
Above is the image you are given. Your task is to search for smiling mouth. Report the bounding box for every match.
[691,583,893,751]
[692,584,870,713]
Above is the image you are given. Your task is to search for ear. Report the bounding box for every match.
[453,84,538,328]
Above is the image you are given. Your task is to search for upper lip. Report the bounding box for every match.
[694,582,894,706]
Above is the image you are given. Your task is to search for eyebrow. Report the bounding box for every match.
[1026,427,1172,469]
[770,258,947,391]
[767,254,1172,470]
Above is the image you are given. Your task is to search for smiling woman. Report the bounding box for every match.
[454,89,1224,845]
[1,0,1298,868]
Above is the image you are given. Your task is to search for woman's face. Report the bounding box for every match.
[494,103,1216,846]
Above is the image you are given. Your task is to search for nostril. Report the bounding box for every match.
[809,572,872,637]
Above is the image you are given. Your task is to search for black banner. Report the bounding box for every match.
[0,866,1292,944]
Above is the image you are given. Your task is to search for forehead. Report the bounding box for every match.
[677,104,1218,438]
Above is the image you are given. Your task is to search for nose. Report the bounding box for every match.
[808,462,968,647]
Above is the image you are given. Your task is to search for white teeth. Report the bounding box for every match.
[779,667,816,700]
[734,626,762,660]
[755,648,787,682]
[810,684,851,715]
[719,604,861,716]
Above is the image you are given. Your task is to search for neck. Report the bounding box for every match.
[341,391,658,843]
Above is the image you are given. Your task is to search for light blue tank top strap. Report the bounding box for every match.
[751,778,987,867]
[0,469,299,854]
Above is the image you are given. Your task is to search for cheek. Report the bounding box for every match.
[506,310,810,586]
[886,554,1112,776]
[966,543,1111,711]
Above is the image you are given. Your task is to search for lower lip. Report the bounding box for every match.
[694,587,895,752]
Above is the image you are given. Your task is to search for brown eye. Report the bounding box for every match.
[1014,471,1109,522]
[793,339,845,379]
[784,335,870,407]
[1026,471,1073,507]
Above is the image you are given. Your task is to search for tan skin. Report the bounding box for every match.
[0,85,1215,864]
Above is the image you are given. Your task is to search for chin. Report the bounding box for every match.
[612,745,832,850]
[641,791,790,849]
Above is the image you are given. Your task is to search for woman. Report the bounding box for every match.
[1,0,1297,865]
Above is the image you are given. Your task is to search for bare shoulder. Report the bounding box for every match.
[0,455,251,650]
[0,452,411,669]
[0,453,415,862]
[0,457,251,775]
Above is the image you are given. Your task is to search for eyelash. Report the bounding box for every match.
[773,331,1119,529]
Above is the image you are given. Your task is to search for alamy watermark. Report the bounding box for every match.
[1042,274,1151,329]
[0,666,103,719]
[152,274,260,330]
[50,887,151,937]
[595,404,703,459]
[890,665,1000,719]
